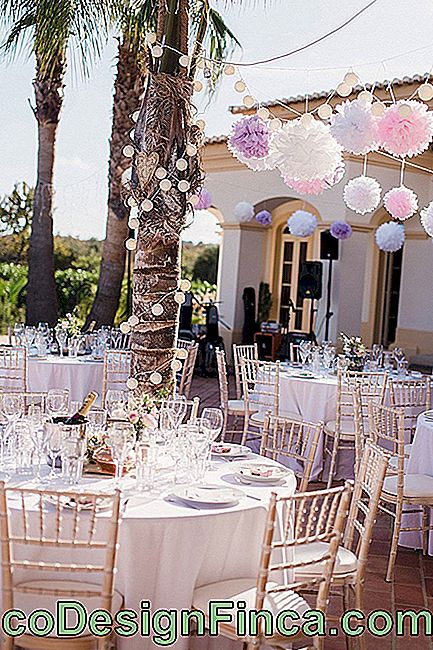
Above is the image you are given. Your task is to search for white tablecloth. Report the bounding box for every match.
[399,411,433,553]
[4,456,296,649]
[28,357,104,402]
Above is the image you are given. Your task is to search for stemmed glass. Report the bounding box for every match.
[0,393,24,477]
[201,408,224,441]
[46,389,69,420]
[187,423,212,483]
[55,326,68,357]
[46,424,63,481]
[164,396,187,429]
[107,422,135,487]
[105,390,126,418]
[393,347,407,375]
[14,421,34,475]
[32,416,50,483]
[370,344,383,370]
[61,435,86,485]
[299,340,312,367]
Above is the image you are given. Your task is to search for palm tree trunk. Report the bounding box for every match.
[26,61,63,325]
[85,38,145,328]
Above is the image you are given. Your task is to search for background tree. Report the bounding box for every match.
[192,244,219,284]
[0,182,33,263]
[1,0,113,325]
[85,3,155,328]
[130,0,239,394]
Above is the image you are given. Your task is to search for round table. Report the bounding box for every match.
[399,411,433,553]
[4,455,296,650]
[28,357,104,403]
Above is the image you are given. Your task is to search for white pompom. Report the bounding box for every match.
[375,221,405,252]
[234,201,255,222]
[287,210,317,237]
[343,175,382,215]
[420,201,433,237]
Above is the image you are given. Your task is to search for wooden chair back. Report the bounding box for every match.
[0,346,27,392]
[261,414,322,491]
[389,377,431,443]
[232,343,258,399]
[241,358,280,417]
[102,349,131,407]
[178,342,198,399]
[369,401,405,487]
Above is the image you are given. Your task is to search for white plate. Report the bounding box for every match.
[171,484,244,507]
[44,494,112,511]
[211,443,251,458]
[289,371,315,379]
[234,463,291,484]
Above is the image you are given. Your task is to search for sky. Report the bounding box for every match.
[1,0,433,243]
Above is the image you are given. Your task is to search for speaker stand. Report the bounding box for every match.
[324,259,334,341]
[308,299,318,344]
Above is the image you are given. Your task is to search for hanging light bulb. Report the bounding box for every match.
[171,359,182,372]
[178,180,190,192]
[194,80,203,93]
[128,314,139,327]
[174,291,185,304]
[160,179,172,191]
[127,196,138,208]
[257,107,270,120]
[300,113,314,126]
[234,80,246,93]
[224,64,235,76]
[243,95,255,108]
[269,118,282,131]
[151,304,163,316]
[344,71,359,86]
[145,32,157,45]
[152,45,163,58]
[337,82,351,97]
[179,54,190,67]
[418,83,433,101]
[318,104,333,119]
[186,144,197,157]
[176,348,188,360]
[150,371,162,385]
[131,110,140,123]
[196,119,206,130]
[120,322,131,334]
[179,279,191,292]
[371,101,386,117]
[358,90,373,103]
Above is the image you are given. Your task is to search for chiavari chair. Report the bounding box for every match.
[324,369,387,487]
[0,390,50,416]
[0,482,123,649]
[101,349,131,408]
[232,343,258,400]
[389,376,431,452]
[369,401,433,581]
[0,346,27,392]
[296,441,388,648]
[260,413,322,491]
[177,342,198,399]
[192,484,351,650]
[176,339,194,350]
[216,349,252,441]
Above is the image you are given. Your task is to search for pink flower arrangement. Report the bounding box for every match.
[383,185,418,221]
[377,100,433,157]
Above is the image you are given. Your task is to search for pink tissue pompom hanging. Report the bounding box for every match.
[377,100,433,157]
[383,185,418,221]
[228,115,272,160]
[283,165,345,196]
[330,99,379,155]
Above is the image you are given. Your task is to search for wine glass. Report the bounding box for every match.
[0,393,24,479]
[164,396,187,429]
[105,390,126,418]
[46,424,63,481]
[14,421,34,475]
[61,435,86,485]
[299,340,312,367]
[107,422,135,487]
[201,408,224,441]
[188,423,212,483]
[32,417,50,483]
[55,326,68,357]
[393,347,407,375]
[46,389,69,420]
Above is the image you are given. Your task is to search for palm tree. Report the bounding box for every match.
[1,0,113,325]
[130,0,239,394]
[85,3,155,328]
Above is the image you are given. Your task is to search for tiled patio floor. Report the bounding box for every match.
[190,375,433,649]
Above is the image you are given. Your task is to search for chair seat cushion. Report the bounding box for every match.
[383,474,433,499]
[250,410,301,425]
[193,577,309,619]
[294,541,358,577]
[325,419,355,440]
[227,399,247,413]
[389,456,409,473]
[14,580,123,637]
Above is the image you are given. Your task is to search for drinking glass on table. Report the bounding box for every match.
[298,340,312,367]
[87,409,107,436]
[135,441,158,492]
[46,389,69,419]
[105,390,126,418]
[107,422,135,487]
[370,344,383,370]
[46,424,63,480]
[61,435,86,485]
[164,396,187,429]
[0,393,24,478]
[393,347,407,375]
[14,421,34,475]
[55,326,68,357]
[201,408,224,441]
[187,423,212,483]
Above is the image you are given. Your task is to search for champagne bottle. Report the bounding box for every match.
[64,391,98,425]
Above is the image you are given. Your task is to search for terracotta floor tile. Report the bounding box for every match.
[394,583,426,606]
[423,578,433,597]
[394,565,423,585]
[395,549,422,568]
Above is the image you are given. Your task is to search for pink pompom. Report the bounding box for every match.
[383,185,418,221]
[377,100,433,157]
[283,165,345,196]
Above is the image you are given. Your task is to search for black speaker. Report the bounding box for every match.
[320,229,339,260]
[298,261,323,300]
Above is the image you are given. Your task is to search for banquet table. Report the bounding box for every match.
[399,411,433,553]
[27,356,104,403]
[3,455,296,650]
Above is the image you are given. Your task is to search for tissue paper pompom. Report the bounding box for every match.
[233,148,275,171]
[383,185,418,221]
[330,220,353,240]
[255,210,272,226]
[234,201,254,222]
[375,221,405,252]
[377,100,433,157]
[330,99,379,155]
[420,202,433,236]
[229,115,272,159]
[287,210,317,237]
[284,164,345,196]
[269,118,343,180]
[195,188,212,210]
[343,175,381,214]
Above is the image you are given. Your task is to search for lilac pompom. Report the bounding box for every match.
[255,210,272,226]
[229,115,271,159]
[196,188,212,210]
[330,220,353,240]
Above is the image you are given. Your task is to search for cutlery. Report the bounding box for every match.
[166,497,200,510]
[245,493,261,502]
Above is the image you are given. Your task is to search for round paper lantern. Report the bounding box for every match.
[375,221,405,252]
[330,220,353,240]
[377,100,433,157]
[234,201,254,223]
[420,202,433,236]
[287,210,317,237]
[255,210,272,226]
[330,99,379,155]
[383,185,418,221]
[343,175,381,214]
[269,118,343,180]
[195,188,212,210]
[228,115,272,160]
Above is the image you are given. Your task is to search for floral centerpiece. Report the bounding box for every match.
[58,309,82,337]
[127,394,158,441]
[340,332,367,371]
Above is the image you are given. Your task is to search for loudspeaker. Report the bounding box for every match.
[320,229,339,260]
[298,261,323,300]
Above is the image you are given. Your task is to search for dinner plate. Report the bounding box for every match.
[234,463,291,484]
[44,494,112,511]
[211,443,251,458]
[288,371,315,379]
[171,484,244,507]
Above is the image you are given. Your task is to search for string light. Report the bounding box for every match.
[150,371,163,385]
[186,144,197,156]
[257,107,270,119]
[131,111,140,123]
[126,377,138,390]
[176,158,188,171]
[155,167,167,179]
[123,145,134,158]
[234,80,246,93]
[152,45,163,58]
[151,304,164,316]
[194,80,203,92]
[125,238,136,251]
[318,104,333,119]
[128,216,139,229]
[224,64,235,75]
[418,83,433,101]
[141,199,153,212]
[179,54,190,67]
[358,90,373,103]
[159,179,172,191]
[120,322,131,334]
[128,315,139,327]
[337,82,351,97]
[243,95,255,108]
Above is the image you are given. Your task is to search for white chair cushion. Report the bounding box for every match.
[325,419,355,439]
[193,577,309,619]
[383,474,433,499]
[294,541,358,577]
[250,410,301,425]
[389,456,409,473]
[14,580,123,637]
